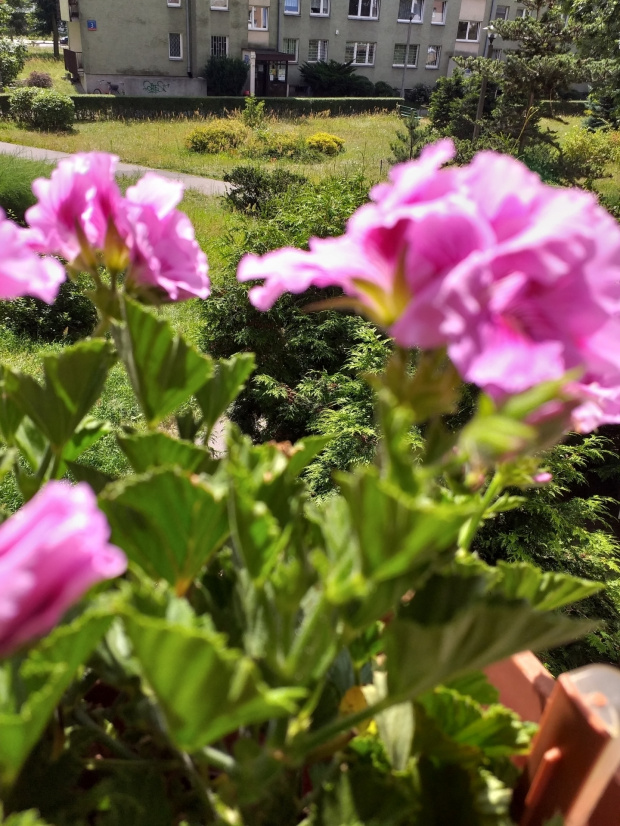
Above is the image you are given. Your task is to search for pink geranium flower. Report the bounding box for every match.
[237,139,620,431]
[0,210,65,303]
[0,481,127,658]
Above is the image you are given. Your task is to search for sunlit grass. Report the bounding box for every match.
[16,52,76,96]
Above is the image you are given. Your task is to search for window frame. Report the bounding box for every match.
[425,44,441,68]
[168,32,183,60]
[348,0,379,20]
[392,42,418,67]
[210,34,229,57]
[284,0,300,14]
[515,7,528,17]
[397,0,424,23]
[248,5,269,29]
[309,0,330,17]
[210,0,229,9]
[431,0,446,24]
[167,0,181,7]
[344,41,376,65]
[494,4,509,19]
[456,20,480,40]
[307,38,328,61]
[283,37,299,62]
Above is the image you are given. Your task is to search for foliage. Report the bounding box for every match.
[390,114,432,164]
[306,131,345,155]
[427,72,482,140]
[24,71,52,89]
[0,154,50,224]
[0,0,30,37]
[374,80,396,97]
[405,82,434,108]
[222,165,308,215]
[561,126,620,187]
[8,85,39,125]
[185,119,250,153]
[244,127,308,160]
[240,96,265,128]
[0,38,27,90]
[300,60,376,97]
[10,87,74,131]
[204,56,248,97]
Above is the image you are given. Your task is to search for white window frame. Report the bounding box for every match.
[307,39,328,61]
[393,42,418,66]
[494,4,509,19]
[283,37,299,62]
[168,32,183,60]
[167,0,181,7]
[211,0,228,9]
[456,20,480,40]
[310,0,330,17]
[515,7,528,17]
[348,0,379,20]
[345,41,376,65]
[248,5,269,29]
[431,0,446,23]
[211,35,229,56]
[426,44,440,68]
[284,0,300,13]
[398,0,424,23]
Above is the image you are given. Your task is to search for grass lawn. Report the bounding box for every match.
[16,51,76,96]
[0,112,400,182]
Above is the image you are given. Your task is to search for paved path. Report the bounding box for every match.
[0,141,229,196]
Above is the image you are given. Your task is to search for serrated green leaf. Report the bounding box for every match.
[195,353,255,436]
[112,298,214,427]
[65,461,116,494]
[117,431,217,475]
[493,561,604,612]
[4,340,117,450]
[124,613,306,751]
[0,610,112,785]
[100,468,229,593]
[444,672,499,706]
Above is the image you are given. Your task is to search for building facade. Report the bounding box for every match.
[60,0,529,96]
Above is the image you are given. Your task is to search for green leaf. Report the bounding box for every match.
[286,436,333,478]
[492,561,604,611]
[384,575,593,700]
[13,418,48,474]
[117,431,217,475]
[112,298,214,427]
[0,448,17,488]
[195,353,255,435]
[65,461,116,494]
[0,366,23,445]
[0,610,112,785]
[99,468,229,593]
[124,613,306,751]
[4,340,117,450]
[443,672,499,706]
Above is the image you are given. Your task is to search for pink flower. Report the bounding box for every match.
[122,174,210,301]
[237,140,620,431]
[533,472,552,484]
[26,154,210,302]
[26,153,122,267]
[0,482,126,658]
[0,210,65,303]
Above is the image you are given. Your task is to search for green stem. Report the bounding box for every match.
[199,745,238,775]
[285,594,327,677]
[459,470,504,552]
[73,707,139,761]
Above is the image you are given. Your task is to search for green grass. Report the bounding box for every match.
[16,52,76,96]
[0,112,400,182]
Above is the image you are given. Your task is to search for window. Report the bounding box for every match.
[431,0,446,23]
[494,4,508,19]
[168,32,182,59]
[398,0,424,22]
[310,0,329,16]
[248,5,269,29]
[393,42,418,66]
[456,20,480,40]
[308,39,328,61]
[515,6,528,17]
[167,0,181,7]
[283,37,299,62]
[211,0,228,8]
[284,0,300,13]
[426,44,440,67]
[348,0,379,19]
[345,41,376,65]
[211,35,228,56]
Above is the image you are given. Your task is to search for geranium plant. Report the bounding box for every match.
[0,145,618,824]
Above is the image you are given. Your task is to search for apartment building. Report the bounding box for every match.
[60,0,528,96]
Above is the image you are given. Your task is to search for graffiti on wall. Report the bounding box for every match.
[143,80,170,94]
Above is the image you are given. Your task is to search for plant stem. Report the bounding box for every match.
[199,745,238,775]
[73,707,139,761]
[458,470,504,552]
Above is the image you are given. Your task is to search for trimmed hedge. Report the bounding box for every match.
[0,94,400,121]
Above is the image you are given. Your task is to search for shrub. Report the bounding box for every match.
[8,86,40,125]
[0,278,97,343]
[374,80,396,97]
[25,70,53,89]
[185,119,249,153]
[0,37,27,90]
[300,60,376,97]
[0,154,51,224]
[26,89,75,131]
[405,82,434,108]
[223,165,308,215]
[561,126,620,188]
[204,56,248,96]
[240,96,265,128]
[244,128,307,160]
[307,131,345,155]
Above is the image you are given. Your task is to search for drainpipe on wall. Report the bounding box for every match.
[277,0,282,52]
[186,0,192,77]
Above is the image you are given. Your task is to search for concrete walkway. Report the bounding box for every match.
[0,141,229,197]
